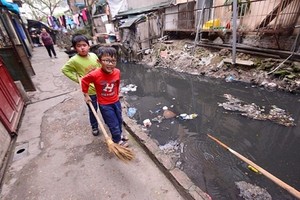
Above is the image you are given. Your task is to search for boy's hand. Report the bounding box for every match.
[84,93,92,103]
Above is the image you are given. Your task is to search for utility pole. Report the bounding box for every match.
[192,0,206,55]
[232,0,237,65]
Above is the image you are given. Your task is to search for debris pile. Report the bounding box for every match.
[139,102,198,129]
[235,181,272,200]
[218,94,295,126]
[159,140,182,161]
[140,39,300,93]
[121,84,138,93]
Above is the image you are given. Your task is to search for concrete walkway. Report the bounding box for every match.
[0,46,210,200]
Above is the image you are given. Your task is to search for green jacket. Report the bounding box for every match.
[61,53,100,95]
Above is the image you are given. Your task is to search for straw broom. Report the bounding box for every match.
[78,76,134,161]
[88,102,134,161]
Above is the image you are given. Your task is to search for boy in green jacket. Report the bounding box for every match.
[61,34,101,136]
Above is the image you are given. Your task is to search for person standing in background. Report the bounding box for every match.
[40,28,57,58]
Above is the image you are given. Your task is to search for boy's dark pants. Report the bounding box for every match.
[87,94,98,130]
[99,101,122,143]
[45,44,56,57]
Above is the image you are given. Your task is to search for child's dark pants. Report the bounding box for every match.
[99,101,122,143]
[87,94,98,130]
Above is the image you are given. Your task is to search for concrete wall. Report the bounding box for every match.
[164,2,195,31]
[165,6,178,30]
[213,0,300,32]
[0,123,11,181]
[242,0,300,31]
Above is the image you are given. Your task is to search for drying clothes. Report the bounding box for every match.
[47,16,53,27]
[82,8,88,21]
[66,16,74,29]
[73,14,79,25]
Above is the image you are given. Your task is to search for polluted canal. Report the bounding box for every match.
[119,63,300,200]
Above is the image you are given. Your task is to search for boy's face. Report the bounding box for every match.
[75,41,90,56]
[99,55,116,74]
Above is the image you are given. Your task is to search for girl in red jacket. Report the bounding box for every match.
[81,46,128,147]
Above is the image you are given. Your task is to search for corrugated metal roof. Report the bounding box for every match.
[119,14,146,28]
[115,1,171,17]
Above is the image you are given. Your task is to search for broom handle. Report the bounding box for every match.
[87,101,110,140]
[207,134,300,199]
[77,75,110,139]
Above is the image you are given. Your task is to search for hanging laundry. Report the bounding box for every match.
[78,13,86,26]
[52,16,59,29]
[58,16,63,27]
[66,16,74,29]
[62,15,66,28]
[47,16,53,27]
[82,8,88,22]
[73,14,79,26]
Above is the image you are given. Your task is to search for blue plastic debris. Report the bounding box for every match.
[127,107,137,118]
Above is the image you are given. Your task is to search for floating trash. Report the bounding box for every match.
[179,113,198,120]
[159,140,181,159]
[143,119,152,127]
[163,110,176,119]
[225,75,236,82]
[235,181,272,200]
[218,94,295,126]
[127,107,137,118]
[248,165,261,174]
[121,84,137,93]
[154,109,161,113]
[152,116,164,123]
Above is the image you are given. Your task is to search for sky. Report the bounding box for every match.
[18,0,70,20]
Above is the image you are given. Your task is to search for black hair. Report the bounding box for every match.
[97,46,117,59]
[71,34,89,47]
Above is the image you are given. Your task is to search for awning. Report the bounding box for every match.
[0,0,20,14]
[27,19,57,34]
[119,14,146,28]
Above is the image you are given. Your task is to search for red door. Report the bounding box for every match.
[0,59,24,134]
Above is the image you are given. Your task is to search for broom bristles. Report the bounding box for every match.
[106,138,134,162]
[79,80,134,162]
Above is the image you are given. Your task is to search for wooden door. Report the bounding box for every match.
[0,59,24,134]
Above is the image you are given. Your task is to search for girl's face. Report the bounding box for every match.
[75,41,90,56]
[99,55,117,74]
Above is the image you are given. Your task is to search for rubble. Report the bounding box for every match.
[159,140,181,160]
[140,39,300,93]
[218,94,296,127]
[235,181,272,200]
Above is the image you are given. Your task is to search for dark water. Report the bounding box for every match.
[119,63,300,200]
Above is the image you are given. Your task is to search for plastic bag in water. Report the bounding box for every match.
[127,107,137,118]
